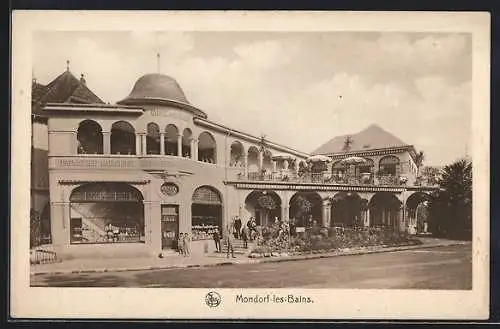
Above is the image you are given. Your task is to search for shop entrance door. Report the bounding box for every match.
[161,205,179,250]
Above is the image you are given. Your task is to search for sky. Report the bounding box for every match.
[33,31,472,166]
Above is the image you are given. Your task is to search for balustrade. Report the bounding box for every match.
[237,170,412,187]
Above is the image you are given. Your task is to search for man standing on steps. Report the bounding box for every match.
[223,225,236,258]
[241,225,249,249]
[234,216,242,239]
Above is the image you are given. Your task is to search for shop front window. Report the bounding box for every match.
[191,186,222,241]
[69,183,145,244]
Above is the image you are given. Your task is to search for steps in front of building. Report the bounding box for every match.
[218,239,255,255]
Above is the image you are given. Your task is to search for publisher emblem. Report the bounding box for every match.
[205,291,222,308]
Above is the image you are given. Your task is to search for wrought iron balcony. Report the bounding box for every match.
[237,171,413,187]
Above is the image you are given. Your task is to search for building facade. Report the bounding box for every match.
[35,69,436,259]
[31,66,105,246]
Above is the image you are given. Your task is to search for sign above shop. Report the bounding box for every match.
[150,109,192,122]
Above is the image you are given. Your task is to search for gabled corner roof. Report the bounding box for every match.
[312,124,408,155]
[31,70,105,116]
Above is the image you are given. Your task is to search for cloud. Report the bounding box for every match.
[33,31,472,165]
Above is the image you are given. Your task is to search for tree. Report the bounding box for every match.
[259,134,267,154]
[298,161,310,177]
[291,195,313,226]
[342,135,354,153]
[30,208,41,248]
[428,158,472,240]
[420,166,441,186]
[415,151,425,177]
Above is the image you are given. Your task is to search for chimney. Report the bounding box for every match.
[80,74,86,85]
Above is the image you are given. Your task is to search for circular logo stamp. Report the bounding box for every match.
[205,291,222,308]
[160,182,179,196]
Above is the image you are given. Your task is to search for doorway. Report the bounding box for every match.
[161,205,179,249]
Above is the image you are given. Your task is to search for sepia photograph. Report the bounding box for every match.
[11,11,490,319]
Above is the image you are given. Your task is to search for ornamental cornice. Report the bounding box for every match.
[325,146,413,160]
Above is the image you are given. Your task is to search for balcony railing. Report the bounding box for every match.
[237,171,416,187]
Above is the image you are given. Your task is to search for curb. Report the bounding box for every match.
[31,241,470,276]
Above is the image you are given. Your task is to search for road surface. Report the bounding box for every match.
[31,244,472,289]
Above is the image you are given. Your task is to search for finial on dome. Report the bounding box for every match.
[156,53,161,74]
[66,60,70,71]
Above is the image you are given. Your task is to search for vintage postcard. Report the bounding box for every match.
[11,11,490,319]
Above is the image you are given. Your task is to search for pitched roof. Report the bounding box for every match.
[32,70,105,116]
[311,124,408,155]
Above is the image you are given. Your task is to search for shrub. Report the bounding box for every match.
[250,226,419,254]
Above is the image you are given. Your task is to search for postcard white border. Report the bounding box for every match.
[10,10,490,320]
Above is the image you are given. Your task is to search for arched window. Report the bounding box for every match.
[230,141,245,167]
[379,156,400,176]
[198,131,217,164]
[165,124,179,156]
[191,186,223,240]
[69,183,144,244]
[247,146,259,173]
[369,192,402,228]
[146,123,160,155]
[244,190,282,227]
[332,161,345,177]
[77,120,103,154]
[111,121,136,155]
[182,128,192,158]
[357,158,374,174]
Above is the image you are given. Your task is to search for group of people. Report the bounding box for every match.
[177,232,191,257]
[210,216,262,258]
[232,216,260,244]
[211,227,237,258]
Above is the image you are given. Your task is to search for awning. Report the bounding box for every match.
[306,155,332,163]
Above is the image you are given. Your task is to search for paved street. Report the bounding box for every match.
[31,244,472,289]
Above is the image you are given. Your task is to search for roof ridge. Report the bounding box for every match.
[311,123,409,155]
[33,69,105,107]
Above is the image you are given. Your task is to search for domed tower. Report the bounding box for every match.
[117,73,207,118]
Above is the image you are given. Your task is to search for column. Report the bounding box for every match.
[399,205,405,232]
[191,139,198,160]
[150,202,162,254]
[141,133,147,156]
[364,208,371,227]
[102,131,111,155]
[243,152,248,176]
[281,203,289,222]
[272,160,277,172]
[50,202,66,253]
[283,160,289,170]
[160,133,165,155]
[135,133,141,156]
[144,201,152,245]
[322,200,331,228]
[295,159,300,175]
[177,134,183,157]
[258,151,264,170]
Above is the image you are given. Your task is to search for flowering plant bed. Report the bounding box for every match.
[248,226,422,258]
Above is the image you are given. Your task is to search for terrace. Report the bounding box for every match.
[237,171,435,187]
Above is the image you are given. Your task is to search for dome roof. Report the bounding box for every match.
[119,73,190,104]
[117,73,207,118]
